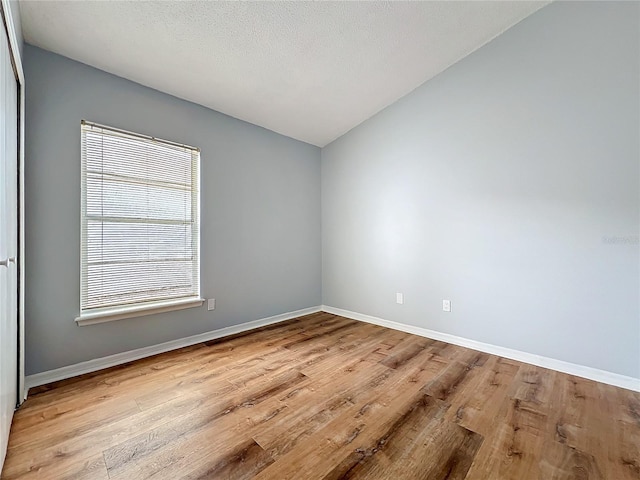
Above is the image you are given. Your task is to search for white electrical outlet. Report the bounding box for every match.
[396,293,404,304]
[443,299,451,312]
[207,298,216,311]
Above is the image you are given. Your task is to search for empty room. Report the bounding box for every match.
[0,0,638,478]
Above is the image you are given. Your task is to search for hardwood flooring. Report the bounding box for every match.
[2,312,639,479]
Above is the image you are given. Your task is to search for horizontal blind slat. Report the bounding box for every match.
[80,121,200,313]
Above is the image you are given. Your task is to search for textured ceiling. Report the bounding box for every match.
[20,1,549,147]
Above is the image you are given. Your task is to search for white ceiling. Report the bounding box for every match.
[19,1,549,147]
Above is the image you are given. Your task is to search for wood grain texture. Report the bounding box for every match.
[2,312,638,479]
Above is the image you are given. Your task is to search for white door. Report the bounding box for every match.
[0,16,19,469]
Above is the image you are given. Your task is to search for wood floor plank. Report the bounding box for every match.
[7,397,141,450]
[421,351,488,403]
[465,396,547,480]
[379,335,435,369]
[270,341,452,452]
[107,416,274,480]
[2,451,110,480]
[251,360,395,458]
[598,383,640,480]
[24,343,212,406]
[102,369,307,477]
[538,440,605,480]
[252,385,430,479]
[321,393,483,480]
[3,313,638,480]
[445,356,520,435]
[510,363,557,409]
[3,393,206,478]
[543,373,608,475]
[181,439,274,480]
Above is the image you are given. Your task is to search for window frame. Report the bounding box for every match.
[75,120,203,326]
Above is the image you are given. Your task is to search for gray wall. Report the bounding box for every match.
[24,45,321,375]
[322,1,640,378]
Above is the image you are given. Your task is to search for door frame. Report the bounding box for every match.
[0,0,25,405]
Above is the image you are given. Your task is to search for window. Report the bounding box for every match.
[77,121,202,325]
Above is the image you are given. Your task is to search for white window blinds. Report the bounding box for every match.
[80,121,200,315]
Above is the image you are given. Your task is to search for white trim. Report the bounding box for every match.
[75,297,205,326]
[0,0,23,84]
[27,303,640,394]
[81,120,200,152]
[18,63,25,403]
[322,305,640,393]
[25,306,321,392]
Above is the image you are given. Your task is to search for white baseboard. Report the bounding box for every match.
[25,305,322,392]
[322,305,640,393]
[25,304,639,394]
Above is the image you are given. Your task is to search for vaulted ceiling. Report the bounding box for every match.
[19,1,549,146]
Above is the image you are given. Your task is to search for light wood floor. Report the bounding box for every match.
[2,312,639,479]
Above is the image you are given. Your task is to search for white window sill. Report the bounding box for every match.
[75,297,205,326]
